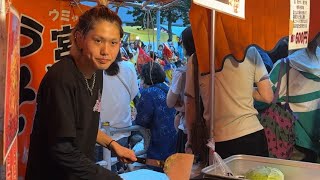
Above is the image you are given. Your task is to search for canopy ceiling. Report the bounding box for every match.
[90,0,175,2]
[80,0,178,7]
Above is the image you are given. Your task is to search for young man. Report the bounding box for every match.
[25,6,136,180]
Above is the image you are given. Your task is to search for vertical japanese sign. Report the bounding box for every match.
[289,0,310,50]
[3,5,20,163]
[5,139,18,180]
[0,0,7,164]
[193,0,245,19]
[10,0,89,179]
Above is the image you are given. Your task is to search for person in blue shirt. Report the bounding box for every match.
[135,62,177,171]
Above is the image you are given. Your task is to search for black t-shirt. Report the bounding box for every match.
[25,56,121,180]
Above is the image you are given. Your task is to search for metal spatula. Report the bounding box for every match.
[135,153,194,180]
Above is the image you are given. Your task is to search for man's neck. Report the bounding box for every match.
[74,56,95,79]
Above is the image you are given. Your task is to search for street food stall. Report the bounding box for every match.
[188,0,320,179]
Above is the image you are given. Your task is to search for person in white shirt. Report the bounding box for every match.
[100,52,139,171]
[214,46,273,159]
[167,64,187,153]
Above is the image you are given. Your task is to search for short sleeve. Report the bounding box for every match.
[170,70,183,95]
[247,47,269,83]
[128,62,139,100]
[269,59,282,87]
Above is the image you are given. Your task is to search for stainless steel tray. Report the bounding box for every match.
[202,155,320,180]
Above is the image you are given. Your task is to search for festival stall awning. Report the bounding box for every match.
[190,0,320,74]
[82,0,178,7]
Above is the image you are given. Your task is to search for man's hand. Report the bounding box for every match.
[110,142,137,163]
[96,129,137,163]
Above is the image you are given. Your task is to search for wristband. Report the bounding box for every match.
[107,140,116,149]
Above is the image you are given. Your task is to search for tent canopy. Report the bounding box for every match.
[80,0,178,8]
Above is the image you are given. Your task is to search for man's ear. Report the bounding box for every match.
[74,31,84,50]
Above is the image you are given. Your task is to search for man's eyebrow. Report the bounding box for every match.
[94,36,120,42]
[110,38,120,41]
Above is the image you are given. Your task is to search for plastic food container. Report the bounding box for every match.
[201,155,320,180]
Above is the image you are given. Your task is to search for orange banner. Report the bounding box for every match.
[0,0,9,164]
[10,0,89,178]
[3,4,20,164]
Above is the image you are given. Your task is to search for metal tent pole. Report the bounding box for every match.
[209,9,216,165]
[156,9,161,48]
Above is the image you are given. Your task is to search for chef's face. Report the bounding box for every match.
[78,20,121,71]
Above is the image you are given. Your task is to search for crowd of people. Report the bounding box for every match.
[25,4,320,180]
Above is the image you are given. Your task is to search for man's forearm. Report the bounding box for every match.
[96,129,137,163]
[96,129,115,149]
[50,138,122,180]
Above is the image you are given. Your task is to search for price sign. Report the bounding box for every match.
[289,0,310,50]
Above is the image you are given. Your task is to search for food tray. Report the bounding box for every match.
[202,155,320,180]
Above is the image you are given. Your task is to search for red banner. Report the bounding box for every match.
[3,4,20,163]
